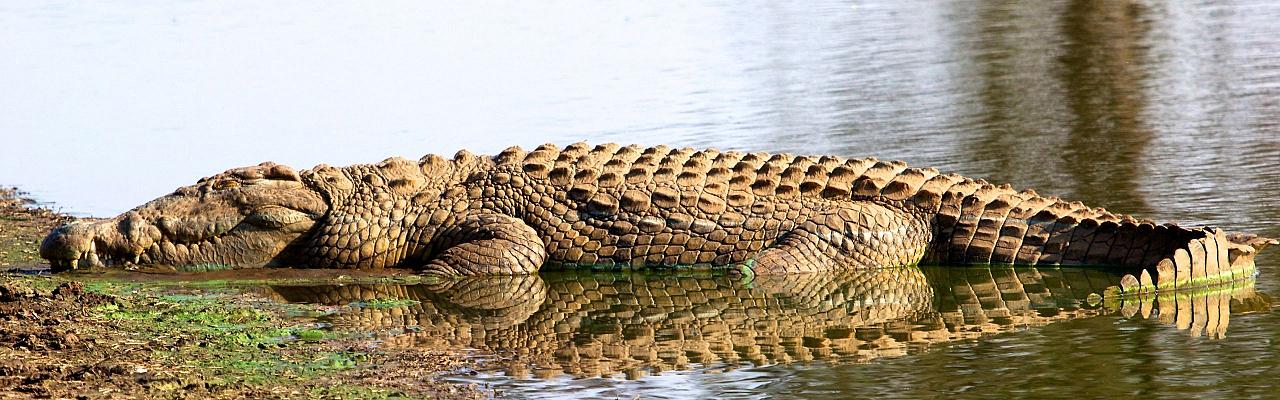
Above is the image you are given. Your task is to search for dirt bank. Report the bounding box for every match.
[0,188,485,399]
[0,187,71,269]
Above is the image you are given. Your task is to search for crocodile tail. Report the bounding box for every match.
[813,158,1276,288]
[883,173,1277,290]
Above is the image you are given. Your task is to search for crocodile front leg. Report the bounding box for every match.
[422,214,546,276]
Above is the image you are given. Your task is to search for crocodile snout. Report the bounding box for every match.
[40,221,102,272]
[40,212,157,272]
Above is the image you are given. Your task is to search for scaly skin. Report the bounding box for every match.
[265,267,1268,377]
[40,142,1276,280]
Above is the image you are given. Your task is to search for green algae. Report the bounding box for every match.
[0,273,62,293]
[1100,275,1259,313]
[90,287,423,397]
[350,298,422,309]
[175,263,235,273]
[1106,263,1257,298]
[14,272,470,398]
[296,328,328,341]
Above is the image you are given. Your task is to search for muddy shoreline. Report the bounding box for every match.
[0,188,486,399]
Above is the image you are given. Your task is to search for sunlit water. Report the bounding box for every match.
[266,268,1269,399]
[3,0,1279,398]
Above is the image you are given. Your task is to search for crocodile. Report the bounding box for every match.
[39,142,1276,285]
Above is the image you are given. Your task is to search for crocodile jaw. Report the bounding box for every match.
[40,163,328,272]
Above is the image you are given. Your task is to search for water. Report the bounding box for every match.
[3,0,1279,398]
[267,268,1269,399]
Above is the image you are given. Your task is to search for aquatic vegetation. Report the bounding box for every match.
[350,298,422,309]
[0,271,481,398]
[91,287,356,385]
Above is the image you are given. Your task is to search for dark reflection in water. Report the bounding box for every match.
[966,1,1071,198]
[963,1,1159,216]
[1056,1,1151,214]
[268,267,1266,393]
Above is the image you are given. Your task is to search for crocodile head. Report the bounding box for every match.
[40,162,329,272]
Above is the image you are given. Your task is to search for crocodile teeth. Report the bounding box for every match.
[85,252,104,268]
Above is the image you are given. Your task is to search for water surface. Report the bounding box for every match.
[3,0,1279,398]
[266,267,1268,399]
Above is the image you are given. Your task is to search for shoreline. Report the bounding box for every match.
[0,186,71,269]
[0,188,485,399]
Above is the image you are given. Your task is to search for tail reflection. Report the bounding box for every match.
[269,267,1267,378]
[922,266,1264,340]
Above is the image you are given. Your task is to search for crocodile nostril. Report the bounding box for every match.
[40,227,81,261]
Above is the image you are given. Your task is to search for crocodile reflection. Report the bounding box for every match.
[268,267,1267,378]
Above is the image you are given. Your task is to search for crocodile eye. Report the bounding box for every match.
[213,180,240,190]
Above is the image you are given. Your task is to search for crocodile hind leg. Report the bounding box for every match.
[422,214,546,276]
[750,223,842,274]
[751,202,932,274]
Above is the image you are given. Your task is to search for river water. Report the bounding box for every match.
[3,1,1279,398]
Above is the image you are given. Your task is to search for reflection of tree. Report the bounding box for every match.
[971,2,1074,191]
[971,1,1152,215]
[266,266,1262,379]
[1056,3,1157,390]
[1058,0,1152,214]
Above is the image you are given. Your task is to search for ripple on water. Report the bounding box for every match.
[259,265,1270,399]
